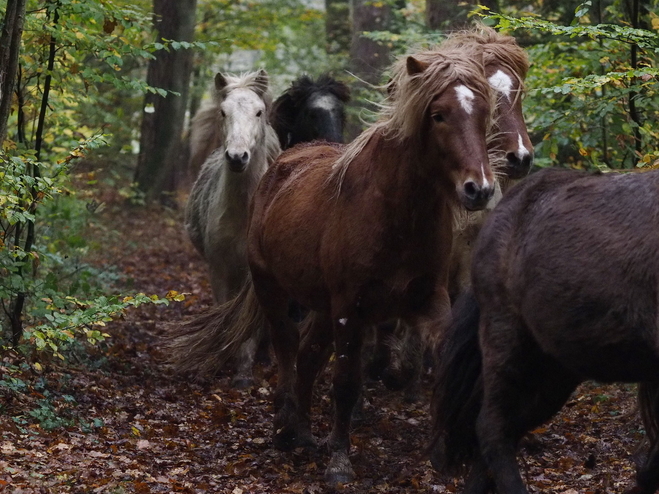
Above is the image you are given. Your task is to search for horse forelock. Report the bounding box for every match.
[284,74,351,107]
[443,25,529,97]
[213,71,273,113]
[389,49,492,140]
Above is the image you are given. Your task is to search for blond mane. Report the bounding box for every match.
[331,46,492,189]
[443,25,529,99]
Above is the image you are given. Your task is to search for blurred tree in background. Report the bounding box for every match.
[0,0,658,364]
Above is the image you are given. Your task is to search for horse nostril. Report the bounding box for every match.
[241,152,249,164]
[464,180,478,200]
[506,152,521,168]
[521,153,533,170]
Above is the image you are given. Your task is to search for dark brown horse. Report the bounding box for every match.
[430,166,659,494]
[171,46,495,484]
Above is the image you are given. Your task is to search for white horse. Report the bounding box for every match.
[185,70,281,386]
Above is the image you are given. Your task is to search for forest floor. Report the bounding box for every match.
[0,179,649,493]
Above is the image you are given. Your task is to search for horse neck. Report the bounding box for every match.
[357,130,456,208]
[220,145,269,210]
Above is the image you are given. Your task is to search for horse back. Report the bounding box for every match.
[473,168,659,381]
[248,142,344,309]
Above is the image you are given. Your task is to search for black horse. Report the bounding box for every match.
[430,167,659,494]
[270,74,350,150]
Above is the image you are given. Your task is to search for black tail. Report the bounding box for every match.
[639,382,659,447]
[428,290,483,474]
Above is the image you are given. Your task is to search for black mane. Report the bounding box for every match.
[270,74,350,149]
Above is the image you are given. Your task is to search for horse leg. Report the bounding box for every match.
[400,322,424,403]
[634,381,659,493]
[232,335,259,388]
[295,311,334,448]
[251,272,301,451]
[225,266,260,388]
[325,309,363,485]
[367,321,395,381]
[463,455,495,494]
[477,317,579,494]
[208,263,230,305]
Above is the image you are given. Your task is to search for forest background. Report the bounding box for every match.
[0,0,658,484]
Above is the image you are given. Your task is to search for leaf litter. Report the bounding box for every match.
[0,195,647,493]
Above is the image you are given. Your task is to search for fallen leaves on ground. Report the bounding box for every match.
[0,194,646,493]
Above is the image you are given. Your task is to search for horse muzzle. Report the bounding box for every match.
[460,180,495,211]
[225,150,250,173]
[504,150,533,180]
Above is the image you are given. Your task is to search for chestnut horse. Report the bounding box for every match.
[369,25,533,395]
[171,46,495,484]
[431,166,659,493]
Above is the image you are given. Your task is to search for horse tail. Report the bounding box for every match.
[428,289,483,474]
[167,276,265,377]
[639,382,659,445]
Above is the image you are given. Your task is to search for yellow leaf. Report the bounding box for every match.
[75,31,84,39]
[652,17,659,30]
[33,362,43,372]
[131,426,141,437]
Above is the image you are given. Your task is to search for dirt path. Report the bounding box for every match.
[0,200,645,493]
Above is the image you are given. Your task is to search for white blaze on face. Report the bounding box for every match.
[480,162,490,188]
[311,94,338,112]
[222,88,265,157]
[517,133,531,158]
[455,85,475,114]
[488,69,514,101]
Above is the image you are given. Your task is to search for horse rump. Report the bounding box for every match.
[165,276,265,378]
[429,289,483,474]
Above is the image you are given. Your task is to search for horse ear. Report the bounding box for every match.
[215,73,228,91]
[254,69,269,96]
[406,56,430,76]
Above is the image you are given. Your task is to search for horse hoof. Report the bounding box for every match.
[297,435,318,449]
[428,441,445,472]
[324,451,355,486]
[403,387,421,404]
[231,376,254,389]
[273,426,298,451]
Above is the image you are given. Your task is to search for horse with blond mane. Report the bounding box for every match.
[184,70,280,387]
[171,44,495,484]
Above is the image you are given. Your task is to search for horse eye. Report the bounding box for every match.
[432,114,444,123]
[220,110,226,117]
[256,110,263,117]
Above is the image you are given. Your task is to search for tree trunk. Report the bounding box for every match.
[349,0,393,85]
[326,0,351,55]
[135,0,197,202]
[0,0,28,146]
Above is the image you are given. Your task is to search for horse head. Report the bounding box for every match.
[271,75,350,149]
[395,52,495,210]
[215,69,271,173]
[444,26,534,180]
[483,44,533,179]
